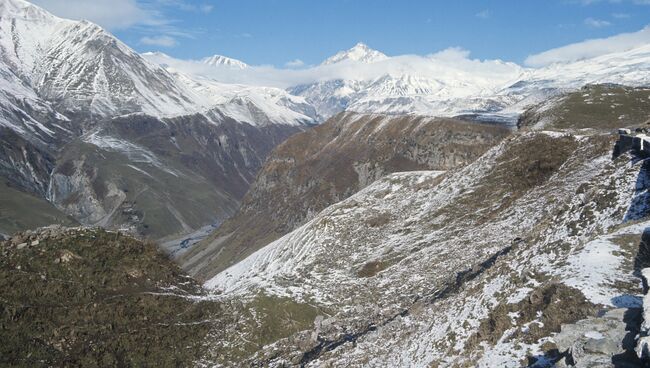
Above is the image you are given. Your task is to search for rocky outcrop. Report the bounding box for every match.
[181,112,511,280]
[554,308,642,367]
[614,128,650,159]
[0,226,221,366]
[636,267,650,361]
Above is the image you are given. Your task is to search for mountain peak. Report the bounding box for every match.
[322,42,388,65]
[201,55,248,69]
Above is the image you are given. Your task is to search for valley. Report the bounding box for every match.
[2,0,650,366]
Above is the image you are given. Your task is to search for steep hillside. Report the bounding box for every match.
[0,181,76,239]
[182,112,511,281]
[200,91,650,366]
[0,226,221,366]
[48,113,302,239]
[0,0,312,239]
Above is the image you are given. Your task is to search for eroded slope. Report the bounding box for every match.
[182,112,510,280]
[204,126,650,366]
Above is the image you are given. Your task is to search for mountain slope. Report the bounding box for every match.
[1,0,204,119]
[200,90,650,366]
[0,0,313,238]
[0,181,76,239]
[0,227,221,366]
[181,112,511,280]
[46,112,304,240]
[518,84,650,131]
[141,52,320,125]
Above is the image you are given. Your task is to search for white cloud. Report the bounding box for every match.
[525,25,650,66]
[155,0,215,13]
[140,35,177,47]
[475,10,490,19]
[285,59,305,68]
[30,0,157,30]
[143,46,522,90]
[29,0,207,45]
[584,17,611,28]
[428,47,471,61]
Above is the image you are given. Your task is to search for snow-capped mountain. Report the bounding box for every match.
[289,43,527,120]
[201,54,249,69]
[0,0,204,119]
[1,0,315,126]
[0,0,314,239]
[321,42,388,65]
[289,42,650,121]
[141,53,320,125]
[138,40,650,124]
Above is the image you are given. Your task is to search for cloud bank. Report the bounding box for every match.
[525,26,650,66]
[140,35,177,47]
[145,47,523,90]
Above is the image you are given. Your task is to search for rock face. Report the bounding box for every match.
[196,89,650,366]
[181,112,511,280]
[553,308,642,367]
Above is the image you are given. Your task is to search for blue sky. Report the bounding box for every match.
[32,0,650,66]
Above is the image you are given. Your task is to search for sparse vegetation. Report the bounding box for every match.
[467,283,598,347]
[0,181,77,237]
[519,84,650,131]
[0,227,221,367]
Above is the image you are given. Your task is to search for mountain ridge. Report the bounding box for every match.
[0,0,313,239]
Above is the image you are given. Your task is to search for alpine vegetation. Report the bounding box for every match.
[2,0,650,367]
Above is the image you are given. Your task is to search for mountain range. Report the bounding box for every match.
[0,0,312,239]
[3,0,650,366]
[145,41,650,124]
[2,0,650,242]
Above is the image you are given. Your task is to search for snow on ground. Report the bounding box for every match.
[204,131,650,366]
[84,131,179,176]
[561,223,648,307]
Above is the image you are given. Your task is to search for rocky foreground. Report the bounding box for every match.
[0,226,221,367]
